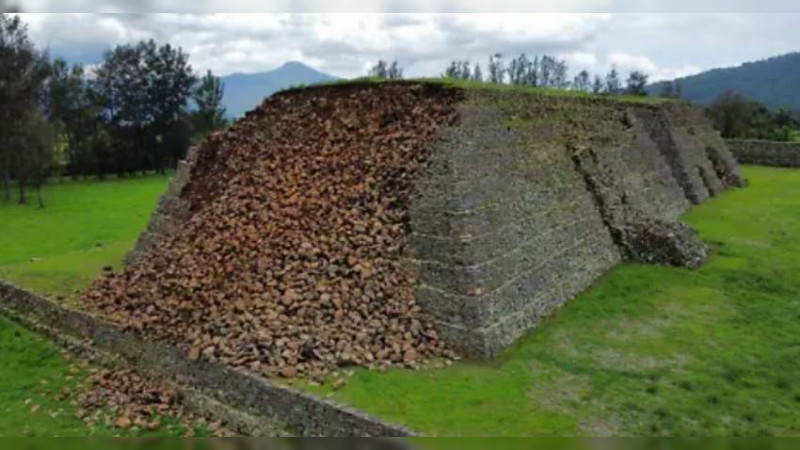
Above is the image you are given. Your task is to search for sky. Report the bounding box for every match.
[11,12,800,82]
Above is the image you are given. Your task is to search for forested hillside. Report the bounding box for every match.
[650,52,800,112]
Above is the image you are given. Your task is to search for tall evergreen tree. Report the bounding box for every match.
[592,75,605,95]
[192,70,227,137]
[509,54,530,85]
[387,60,403,80]
[368,60,389,78]
[529,56,540,87]
[488,53,505,84]
[45,59,101,177]
[472,63,483,82]
[539,55,554,87]
[552,59,570,89]
[605,66,622,95]
[0,13,49,201]
[573,70,591,93]
[12,109,54,206]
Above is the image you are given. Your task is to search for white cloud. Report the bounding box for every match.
[13,12,800,84]
[608,52,658,72]
[11,0,800,13]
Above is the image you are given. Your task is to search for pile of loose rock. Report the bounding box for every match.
[84,83,459,380]
[77,368,227,435]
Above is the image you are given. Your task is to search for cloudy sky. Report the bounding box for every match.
[12,12,800,81]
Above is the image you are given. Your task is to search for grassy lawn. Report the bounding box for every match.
[2,167,800,436]
[300,166,800,436]
[0,175,198,437]
[0,175,169,305]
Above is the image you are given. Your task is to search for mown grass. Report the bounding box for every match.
[0,175,169,304]
[300,166,800,436]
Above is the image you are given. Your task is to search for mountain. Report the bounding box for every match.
[221,62,338,118]
[649,52,800,113]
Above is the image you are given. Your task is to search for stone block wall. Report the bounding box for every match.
[727,139,800,167]
[406,92,744,357]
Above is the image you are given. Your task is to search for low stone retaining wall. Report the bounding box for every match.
[727,139,800,167]
[0,282,414,437]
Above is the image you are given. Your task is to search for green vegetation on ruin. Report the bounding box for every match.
[309,77,672,106]
[2,167,800,436]
[0,174,169,306]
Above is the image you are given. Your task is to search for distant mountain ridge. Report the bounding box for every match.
[221,62,338,118]
[650,52,800,113]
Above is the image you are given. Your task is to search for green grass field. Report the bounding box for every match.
[1,167,800,436]
[0,175,169,306]
[0,175,179,437]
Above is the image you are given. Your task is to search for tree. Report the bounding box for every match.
[604,66,621,95]
[509,54,530,85]
[44,59,101,178]
[143,40,196,171]
[573,70,591,93]
[92,43,150,175]
[459,61,470,80]
[443,61,459,79]
[369,60,403,79]
[592,75,605,95]
[488,54,505,84]
[387,60,403,80]
[192,70,227,137]
[12,110,54,206]
[0,13,48,201]
[552,59,570,89]
[472,63,483,82]
[708,91,758,138]
[539,55,554,88]
[92,39,196,175]
[625,71,649,96]
[529,56,540,87]
[443,61,467,80]
[368,60,388,78]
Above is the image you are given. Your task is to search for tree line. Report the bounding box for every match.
[369,54,666,97]
[0,13,228,207]
[707,90,800,142]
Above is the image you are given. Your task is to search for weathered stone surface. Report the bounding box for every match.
[727,139,800,167]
